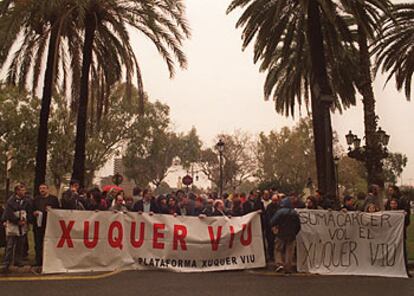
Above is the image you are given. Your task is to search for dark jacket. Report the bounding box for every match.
[133,199,159,213]
[385,196,411,227]
[265,202,280,229]
[2,195,32,236]
[242,198,264,214]
[270,208,301,241]
[2,195,32,225]
[61,189,85,210]
[230,206,244,217]
[32,194,60,229]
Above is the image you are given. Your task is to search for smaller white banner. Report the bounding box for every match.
[296,209,408,278]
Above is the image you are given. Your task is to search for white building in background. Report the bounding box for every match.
[164,160,211,190]
[98,157,211,192]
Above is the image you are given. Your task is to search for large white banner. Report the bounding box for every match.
[296,209,408,278]
[43,209,265,274]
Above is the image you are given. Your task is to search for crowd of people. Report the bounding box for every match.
[0,180,411,275]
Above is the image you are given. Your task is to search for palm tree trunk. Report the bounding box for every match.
[33,21,60,195]
[307,0,337,196]
[72,14,96,186]
[357,26,384,188]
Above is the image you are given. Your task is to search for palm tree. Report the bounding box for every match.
[0,0,76,194]
[350,1,391,189]
[227,0,391,195]
[71,0,190,186]
[374,3,414,100]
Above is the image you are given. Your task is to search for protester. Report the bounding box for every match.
[243,191,264,214]
[202,199,214,216]
[133,189,158,214]
[354,192,366,211]
[364,184,383,211]
[321,193,340,210]
[239,192,247,204]
[365,202,379,213]
[314,190,324,209]
[270,203,301,273]
[385,185,411,277]
[193,197,205,216]
[341,195,356,211]
[110,194,128,212]
[223,193,232,212]
[389,198,399,211]
[262,190,271,209]
[124,196,135,211]
[264,194,280,261]
[132,186,142,203]
[61,179,85,210]
[166,195,181,215]
[177,190,195,216]
[305,196,318,210]
[0,184,32,273]
[157,195,169,214]
[211,199,227,216]
[229,196,243,217]
[32,184,59,266]
[279,193,305,209]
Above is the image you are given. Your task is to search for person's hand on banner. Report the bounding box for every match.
[138,211,143,215]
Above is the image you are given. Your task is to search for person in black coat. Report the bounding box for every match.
[132,189,158,213]
[61,179,85,210]
[242,191,264,214]
[32,184,60,266]
[270,206,301,273]
[1,184,32,272]
[264,194,280,261]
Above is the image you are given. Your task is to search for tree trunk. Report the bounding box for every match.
[72,14,96,187]
[357,26,384,188]
[307,0,337,196]
[33,21,60,195]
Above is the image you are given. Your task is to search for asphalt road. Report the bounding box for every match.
[0,270,413,296]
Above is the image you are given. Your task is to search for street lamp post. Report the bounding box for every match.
[345,127,390,188]
[215,139,225,198]
[334,156,340,197]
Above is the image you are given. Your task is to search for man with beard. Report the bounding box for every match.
[32,184,59,266]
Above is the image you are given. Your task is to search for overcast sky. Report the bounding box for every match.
[125,0,414,185]
[2,1,411,185]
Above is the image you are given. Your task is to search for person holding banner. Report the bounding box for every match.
[32,184,59,267]
[385,185,411,277]
[133,189,158,214]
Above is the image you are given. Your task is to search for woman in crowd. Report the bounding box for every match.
[157,195,169,214]
[167,196,181,215]
[305,196,318,210]
[230,198,243,217]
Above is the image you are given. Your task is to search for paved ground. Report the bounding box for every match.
[0,269,413,296]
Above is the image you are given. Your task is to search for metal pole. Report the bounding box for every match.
[219,152,223,198]
[335,162,339,197]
